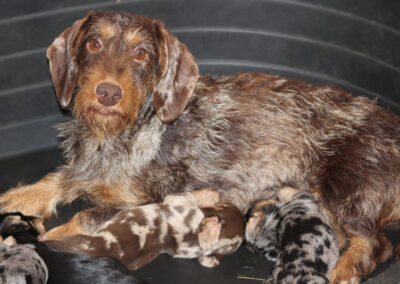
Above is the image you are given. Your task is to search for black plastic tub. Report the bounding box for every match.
[0,1,399,283]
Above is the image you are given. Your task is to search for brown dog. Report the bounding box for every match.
[1,10,400,283]
[43,189,244,270]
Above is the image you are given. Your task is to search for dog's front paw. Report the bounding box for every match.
[197,255,221,268]
[331,263,360,284]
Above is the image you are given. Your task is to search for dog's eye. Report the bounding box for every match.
[133,49,147,61]
[87,39,102,53]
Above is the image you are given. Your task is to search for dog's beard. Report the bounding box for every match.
[78,106,128,140]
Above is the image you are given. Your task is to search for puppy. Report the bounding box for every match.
[246,188,339,284]
[0,212,147,284]
[0,235,48,284]
[44,188,244,269]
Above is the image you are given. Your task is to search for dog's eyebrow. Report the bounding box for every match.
[94,20,118,40]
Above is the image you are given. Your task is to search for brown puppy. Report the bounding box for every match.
[43,189,244,270]
[1,10,400,283]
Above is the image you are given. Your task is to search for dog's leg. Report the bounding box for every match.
[41,213,87,240]
[331,235,377,284]
[0,172,70,218]
[41,207,120,240]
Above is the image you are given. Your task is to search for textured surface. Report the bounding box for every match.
[1,0,400,158]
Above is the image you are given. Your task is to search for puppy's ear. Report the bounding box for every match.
[153,21,199,123]
[198,216,221,250]
[46,12,92,108]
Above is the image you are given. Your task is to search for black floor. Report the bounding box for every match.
[0,148,399,284]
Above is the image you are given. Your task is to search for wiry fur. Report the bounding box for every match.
[246,192,339,284]
[1,11,400,283]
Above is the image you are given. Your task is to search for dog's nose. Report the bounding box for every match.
[96,83,122,107]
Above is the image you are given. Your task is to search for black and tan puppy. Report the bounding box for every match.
[44,189,244,270]
[1,10,400,283]
[0,212,146,284]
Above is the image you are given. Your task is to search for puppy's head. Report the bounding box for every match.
[0,212,44,242]
[245,200,280,260]
[198,202,244,255]
[47,11,199,138]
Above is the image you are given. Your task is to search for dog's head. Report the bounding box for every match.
[198,202,244,255]
[47,11,199,138]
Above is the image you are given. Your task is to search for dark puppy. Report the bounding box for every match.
[246,187,339,284]
[44,189,244,269]
[1,10,400,283]
[0,212,146,284]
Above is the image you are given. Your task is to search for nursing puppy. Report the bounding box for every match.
[246,187,339,284]
[44,189,244,269]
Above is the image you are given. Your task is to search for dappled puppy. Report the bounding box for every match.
[44,189,245,269]
[0,235,48,284]
[0,212,147,284]
[246,187,339,284]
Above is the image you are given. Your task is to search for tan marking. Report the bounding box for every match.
[245,211,265,237]
[0,173,65,218]
[192,187,220,208]
[125,27,145,46]
[276,186,301,202]
[331,236,374,284]
[96,20,117,40]
[253,199,275,211]
[41,212,87,240]
[74,63,145,140]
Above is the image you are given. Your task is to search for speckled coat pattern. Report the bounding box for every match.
[246,192,339,284]
[0,243,48,284]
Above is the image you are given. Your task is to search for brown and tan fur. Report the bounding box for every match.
[43,189,244,270]
[1,10,400,283]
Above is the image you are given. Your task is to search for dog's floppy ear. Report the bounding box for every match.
[198,216,221,250]
[46,13,92,108]
[153,22,199,123]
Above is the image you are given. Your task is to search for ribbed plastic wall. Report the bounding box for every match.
[0,0,399,158]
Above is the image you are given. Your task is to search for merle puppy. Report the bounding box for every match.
[0,212,147,284]
[246,187,339,284]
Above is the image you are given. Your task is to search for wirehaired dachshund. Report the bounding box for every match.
[0,212,147,284]
[43,188,244,269]
[1,10,400,283]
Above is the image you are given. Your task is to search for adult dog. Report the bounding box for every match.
[0,10,399,283]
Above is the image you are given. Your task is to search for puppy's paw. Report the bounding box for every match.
[198,216,221,250]
[197,255,221,268]
[192,187,220,208]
